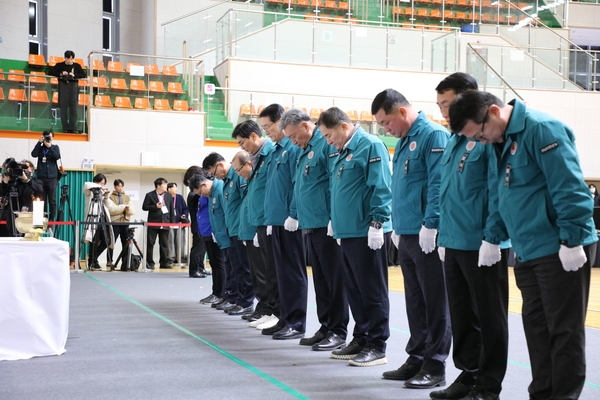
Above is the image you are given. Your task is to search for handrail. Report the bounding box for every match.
[466,43,524,101]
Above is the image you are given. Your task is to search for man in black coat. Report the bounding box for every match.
[142,177,174,269]
[31,130,61,221]
[48,50,86,133]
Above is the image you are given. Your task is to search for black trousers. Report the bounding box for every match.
[108,224,129,265]
[398,234,451,375]
[257,226,279,316]
[304,228,348,338]
[272,226,307,332]
[203,236,226,298]
[514,247,591,400]
[146,227,170,267]
[189,232,206,275]
[40,177,58,221]
[88,225,110,265]
[58,80,78,132]
[172,228,187,261]
[245,235,273,316]
[339,233,391,353]
[225,236,255,308]
[444,248,509,394]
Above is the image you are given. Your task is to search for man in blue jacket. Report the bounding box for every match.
[321,107,392,367]
[449,90,597,400]
[372,89,451,388]
[433,74,510,400]
[259,104,308,340]
[281,108,349,352]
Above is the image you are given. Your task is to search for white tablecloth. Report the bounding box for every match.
[0,237,70,361]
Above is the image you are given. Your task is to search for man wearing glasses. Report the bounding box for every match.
[449,90,596,400]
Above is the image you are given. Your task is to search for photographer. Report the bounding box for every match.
[167,182,189,264]
[0,158,44,237]
[48,50,85,133]
[83,173,114,270]
[106,179,135,271]
[31,130,61,221]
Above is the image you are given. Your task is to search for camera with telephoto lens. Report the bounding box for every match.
[2,158,27,179]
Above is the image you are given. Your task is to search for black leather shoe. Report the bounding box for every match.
[200,268,212,275]
[160,263,173,269]
[330,339,364,360]
[120,267,131,272]
[243,310,263,322]
[272,327,305,340]
[383,362,422,381]
[199,294,222,305]
[211,298,226,308]
[460,390,499,400]
[299,330,326,346]
[262,322,285,335]
[348,347,387,366]
[228,305,253,316]
[430,381,472,399]
[147,264,155,270]
[404,370,446,389]
[216,301,235,311]
[189,271,206,278]
[312,332,346,351]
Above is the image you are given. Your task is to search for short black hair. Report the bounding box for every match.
[202,152,225,170]
[232,120,261,140]
[167,182,177,190]
[114,179,124,186]
[258,103,285,123]
[435,72,478,95]
[448,90,504,134]
[317,107,352,129]
[154,177,167,188]
[64,50,75,59]
[43,130,54,137]
[371,89,410,115]
[188,173,211,191]
[183,165,203,186]
[93,173,106,184]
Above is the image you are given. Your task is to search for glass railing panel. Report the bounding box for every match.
[350,25,386,68]
[274,19,315,64]
[313,22,352,66]
[388,27,427,71]
[431,31,459,73]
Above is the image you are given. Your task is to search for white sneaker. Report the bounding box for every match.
[256,315,279,330]
[249,314,271,328]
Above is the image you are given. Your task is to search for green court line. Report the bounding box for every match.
[85,274,309,400]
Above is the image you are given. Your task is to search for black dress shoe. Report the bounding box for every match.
[147,264,155,270]
[200,268,212,275]
[243,310,263,322]
[430,381,472,399]
[460,390,499,400]
[216,301,235,311]
[262,322,285,336]
[189,271,206,278]
[199,294,222,305]
[312,332,346,351]
[211,298,226,308]
[272,327,305,340]
[299,330,326,346]
[404,370,446,389]
[382,362,422,381]
[160,263,173,269]
[348,347,387,366]
[120,267,131,272]
[228,305,253,316]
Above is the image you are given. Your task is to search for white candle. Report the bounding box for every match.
[33,199,44,227]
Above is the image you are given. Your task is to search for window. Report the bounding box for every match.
[28,0,47,57]
[102,0,119,53]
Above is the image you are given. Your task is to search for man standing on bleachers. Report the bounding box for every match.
[48,50,85,133]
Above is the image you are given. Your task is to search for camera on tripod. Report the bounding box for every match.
[61,184,69,196]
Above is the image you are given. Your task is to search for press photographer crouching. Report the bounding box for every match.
[0,158,44,237]
[82,173,115,270]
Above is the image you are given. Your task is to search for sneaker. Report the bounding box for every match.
[348,347,387,367]
[256,315,279,330]
[216,301,235,311]
[249,314,271,328]
[330,339,364,360]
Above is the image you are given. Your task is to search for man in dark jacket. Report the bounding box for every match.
[31,130,61,221]
[48,50,86,133]
[142,177,174,269]
[167,182,189,263]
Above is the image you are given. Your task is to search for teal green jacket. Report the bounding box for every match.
[495,99,596,262]
[330,126,392,238]
[222,166,247,238]
[247,139,275,227]
[238,192,256,241]
[438,134,509,251]
[392,111,449,234]
[208,179,230,249]
[294,129,339,229]
[264,136,299,226]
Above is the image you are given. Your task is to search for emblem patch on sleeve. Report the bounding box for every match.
[540,142,559,154]
[369,157,381,163]
[430,148,445,153]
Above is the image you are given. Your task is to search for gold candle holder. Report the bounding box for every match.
[14,212,49,241]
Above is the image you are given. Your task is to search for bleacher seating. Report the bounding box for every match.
[95,95,113,107]
[173,100,189,111]
[31,90,50,104]
[115,96,133,108]
[8,70,26,83]
[28,54,46,67]
[154,99,171,110]
[135,97,151,109]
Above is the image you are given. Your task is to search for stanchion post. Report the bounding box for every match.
[73,220,83,273]
[139,220,150,273]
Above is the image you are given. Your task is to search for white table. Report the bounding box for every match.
[0,237,70,361]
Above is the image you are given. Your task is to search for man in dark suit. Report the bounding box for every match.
[142,177,174,269]
[167,182,189,263]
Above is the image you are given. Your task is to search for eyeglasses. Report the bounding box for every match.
[480,109,489,140]
[234,162,247,173]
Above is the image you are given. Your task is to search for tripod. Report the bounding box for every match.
[55,184,76,264]
[114,227,144,271]
[83,189,111,270]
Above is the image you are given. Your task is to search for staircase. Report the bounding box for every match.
[204,76,234,141]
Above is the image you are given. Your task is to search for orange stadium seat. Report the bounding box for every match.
[29,71,48,84]
[149,81,166,92]
[0,87,5,100]
[107,61,124,73]
[161,65,179,76]
[30,90,50,103]
[8,88,27,102]
[78,94,91,106]
[167,82,185,94]
[309,108,323,120]
[28,54,47,67]
[52,92,58,103]
[130,79,148,91]
[110,78,128,90]
[92,60,106,71]
[145,64,161,76]
[94,95,113,107]
[8,70,26,83]
[115,96,133,108]
[154,99,171,110]
[135,97,151,109]
[173,100,189,111]
[48,56,64,67]
[240,104,257,117]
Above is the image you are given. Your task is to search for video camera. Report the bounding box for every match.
[2,158,28,179]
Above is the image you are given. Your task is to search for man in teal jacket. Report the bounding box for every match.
[281,108,349,352]
[322,107,392,367]
[433,73,510,400]
[450,90,597,400]
[260,104,307,340]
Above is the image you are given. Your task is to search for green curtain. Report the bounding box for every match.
[52,170,94,262]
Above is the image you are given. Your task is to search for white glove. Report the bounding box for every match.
[478,240,501,267]
[559,244,586,272]
[391,233,400,249]
[336,239,341,246]
[438,246,446,262]
[284,217,298,232]
[266,226,272,236]
[253,233,259,247]
[367,226,384,250]
[242,240,247,247]
[327,221,334,237]
[419,226,438,254]
[211,233,217,243]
